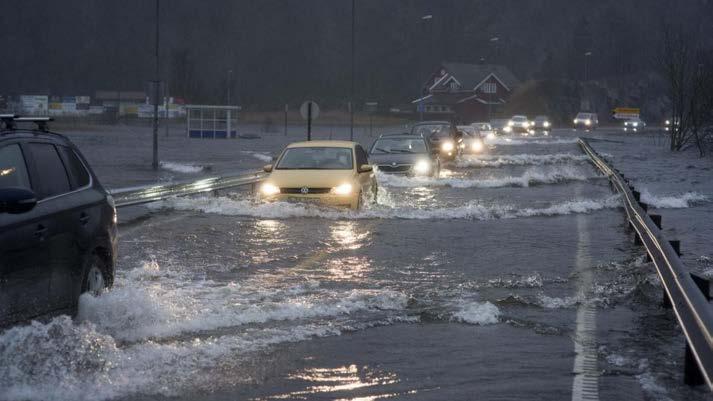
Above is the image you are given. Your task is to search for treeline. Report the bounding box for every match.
[0,0,711,109]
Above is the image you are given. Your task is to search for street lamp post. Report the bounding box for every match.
[350,0,355,141]
[584,51,592,81]
[227,69,233,106]
[152,0,160,170]
[419,14,433,122]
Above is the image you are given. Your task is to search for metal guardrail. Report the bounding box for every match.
[579,138,713,389]
[109,171,266,208]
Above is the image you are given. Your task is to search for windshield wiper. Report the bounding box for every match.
[373,147,391,153]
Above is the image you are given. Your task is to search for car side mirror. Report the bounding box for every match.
[0,187,37,214]
[358,164,373,173]
[263,164,273,173]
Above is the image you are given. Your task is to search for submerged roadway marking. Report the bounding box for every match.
[571,210,600,401]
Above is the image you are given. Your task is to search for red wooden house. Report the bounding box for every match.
[412,62,520,123]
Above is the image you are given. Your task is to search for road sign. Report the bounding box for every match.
[300,101,320,120]
[613,107,640,120]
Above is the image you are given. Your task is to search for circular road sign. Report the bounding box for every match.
[300,100,320,120]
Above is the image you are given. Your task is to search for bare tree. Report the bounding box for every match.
[659,26,713,154]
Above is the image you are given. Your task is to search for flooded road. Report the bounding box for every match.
[1,127,710,401]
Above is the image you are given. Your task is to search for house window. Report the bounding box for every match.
[482,82,497,94]
[449,81,459,91]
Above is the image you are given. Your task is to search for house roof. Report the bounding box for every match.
[438,62,520,91]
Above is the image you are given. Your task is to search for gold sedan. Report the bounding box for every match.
[259,140,377,210]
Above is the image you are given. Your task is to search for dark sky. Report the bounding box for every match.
[0,0,711,108]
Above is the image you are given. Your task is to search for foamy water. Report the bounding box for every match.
[159,161,207,174]
[377,165,594,189]
[241,151,273,163]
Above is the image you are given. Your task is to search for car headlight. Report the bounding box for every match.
[633,122,638,127]
[471,139,484,152]
[543,121,550,128]
[585,119,591,126]
[508,121,514,126]
[441,141,455,151]
[523,122,530,128]
[486,132,496,140]
[665,119,671,125]
[503,126,512,133]
[573,119,578,124]
[331,183,353,195]
[413,160,431,174]
[260,183,280,196]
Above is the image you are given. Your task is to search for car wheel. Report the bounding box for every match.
[371,184,378,204]
[81,253,110,297]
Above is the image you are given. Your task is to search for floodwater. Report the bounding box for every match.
[1,123,711,401]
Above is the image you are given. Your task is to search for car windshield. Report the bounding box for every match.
[412,124,450,138]
[276,147,353,170]
[512,116,527,121]
[576,113,591,119]
[535,116,548,121]
[371,138,428,154]
[475,124,491,130]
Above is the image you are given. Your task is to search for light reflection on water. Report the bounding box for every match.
[256,364,405,400]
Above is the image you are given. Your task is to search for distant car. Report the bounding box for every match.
[410,121,459,161]
[664,118,680,132]
[0,117,117,327]
[457,126,486,154]
[532,115,552,133]
[369,133,440,177]
[505,115,531,134]
[259,140,377,210]
[623,117,646,132]
[471,122,496,139]
[489,119,510,135]
[573,112,599,130]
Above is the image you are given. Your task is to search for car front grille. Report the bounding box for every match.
[377,164,411,173]
[280,187,331,194]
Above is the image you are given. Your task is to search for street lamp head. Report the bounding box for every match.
[490,37,499,42]
[422,14,433,20]
[584,51,592,56]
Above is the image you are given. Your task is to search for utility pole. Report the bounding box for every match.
[152,0,160,170]
[349,0,355,141]
[419,14,433,122]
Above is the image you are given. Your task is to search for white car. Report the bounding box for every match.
[505,115,531,134]
[573,112,599,130]
[623,117,646,132]
[471,122,496,139]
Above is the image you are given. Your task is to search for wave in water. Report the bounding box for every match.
[450,301,501,325]
[0,260,412,401]
[377,165,594,189]
[639,188,708,208]
[457,153,590,168]
[486,137,578,146]
[149,194,622,221]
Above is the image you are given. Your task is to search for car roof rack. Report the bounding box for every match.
[0,115,53,131]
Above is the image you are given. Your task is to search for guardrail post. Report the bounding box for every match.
[650,214,662,229]
[684,274,710,386]
[634,232,643,245]
[685,342,706,386]
[639,202,649,212]
[669,240,682,256]
[633,191,641,202]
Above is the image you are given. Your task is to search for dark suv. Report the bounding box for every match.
[0,116,117,327]
[410,121,460,161]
